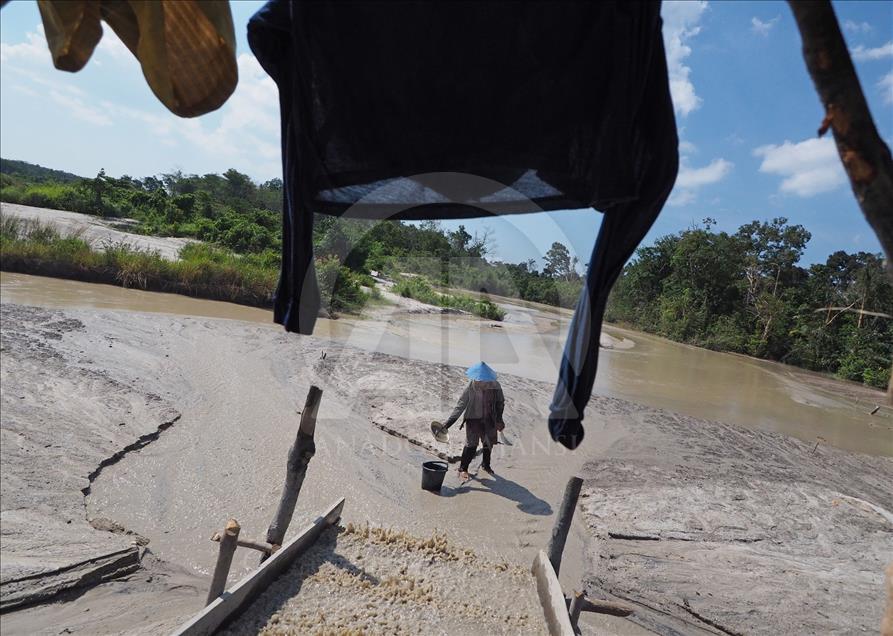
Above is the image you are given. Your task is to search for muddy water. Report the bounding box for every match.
[2,271,889,456]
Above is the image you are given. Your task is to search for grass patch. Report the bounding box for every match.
[393,275,505,321]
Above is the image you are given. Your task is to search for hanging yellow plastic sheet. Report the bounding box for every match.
[36,0,237,117]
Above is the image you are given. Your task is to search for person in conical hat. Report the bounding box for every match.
[438,362,505,480]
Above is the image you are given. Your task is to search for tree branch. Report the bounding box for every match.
[788,1,893,276]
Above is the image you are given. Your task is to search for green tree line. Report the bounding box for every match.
[606,218,892,389]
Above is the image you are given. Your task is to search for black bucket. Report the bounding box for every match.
[421,461,448,492]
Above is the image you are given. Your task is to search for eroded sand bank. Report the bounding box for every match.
[0,203,194,260]
[1,302,890,635]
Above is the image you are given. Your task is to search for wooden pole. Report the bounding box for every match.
[206,519,240,605]
[569,590,586,632]
[548,476,583,575]
[263,385,322,560]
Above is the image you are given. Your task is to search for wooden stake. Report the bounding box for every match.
[569,590,586,631]
[548,476,583,575]
[263,386,322,560]
[206,519,240,605]
[569,588,635,629]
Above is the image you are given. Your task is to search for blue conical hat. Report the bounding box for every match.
[466,361,497,381]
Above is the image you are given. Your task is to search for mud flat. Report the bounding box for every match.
[579,401,892,635]
[1,300,890,635]
[0,304,178,608]
[0,303,559,634]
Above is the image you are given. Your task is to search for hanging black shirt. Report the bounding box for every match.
[248,0,678,449]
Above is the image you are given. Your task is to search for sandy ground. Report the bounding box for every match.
[1,301,890,635]
[0,203,194,260]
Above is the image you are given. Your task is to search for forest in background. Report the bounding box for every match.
[1,159,890,388]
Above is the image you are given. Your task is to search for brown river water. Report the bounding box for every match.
[2,271,889,457]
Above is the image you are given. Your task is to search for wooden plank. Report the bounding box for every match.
[531,550,575,636]
[171,497,345,636]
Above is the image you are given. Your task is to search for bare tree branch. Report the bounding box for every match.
[788,1,893,276]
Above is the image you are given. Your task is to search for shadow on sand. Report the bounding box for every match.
[440,472,553,516]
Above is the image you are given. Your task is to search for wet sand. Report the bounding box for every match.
[1,300,890,634]
[0,303,569,634]
[578,400,892,635]
[3,271,888,457]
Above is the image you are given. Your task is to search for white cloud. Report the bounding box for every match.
[751,16,779,37]
[661,1,708,117]
[95,28,134,65]
[879,71,893,105]
[753,137,846,197]
[678,140,697,155]
[843,20,872,34]
[668,189,697,207]
[669,157,733,206]
[48,88,112,126]
[0,25,49,65]
[851,41,893,62]
[677,158,733,188]
[2,23,134,68]
[97,53,281,178]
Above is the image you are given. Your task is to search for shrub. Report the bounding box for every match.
[316,255,368,314]
[393,275,505,320]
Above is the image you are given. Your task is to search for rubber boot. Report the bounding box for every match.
[481,447,493,473]
[459,445,476,473]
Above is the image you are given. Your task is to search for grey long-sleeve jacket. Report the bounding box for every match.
[443,381,504,429]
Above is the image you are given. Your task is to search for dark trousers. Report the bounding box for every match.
[459,419,496,472]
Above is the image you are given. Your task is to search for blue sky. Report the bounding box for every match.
[1,1,891,267]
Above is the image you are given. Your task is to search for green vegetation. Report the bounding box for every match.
[606,218,892,389]
[0,160,583,319]
[393,275,506,320]
[1,214,277,306]
[0,215,371,315]
[1,158,81,183]
[2,160,889,387]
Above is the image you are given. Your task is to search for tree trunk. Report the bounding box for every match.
[788,2,893,276]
